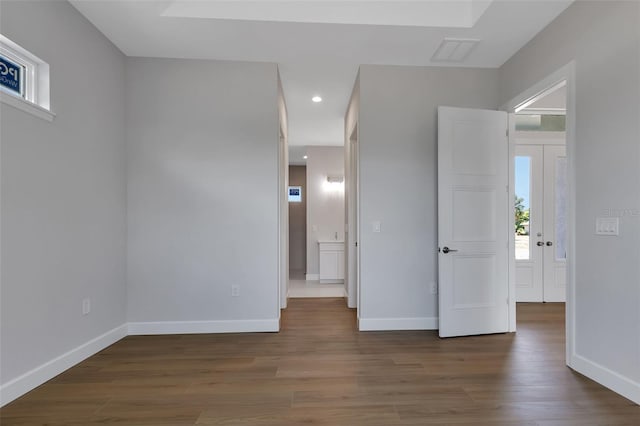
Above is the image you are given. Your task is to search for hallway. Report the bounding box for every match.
[287,269,345,298]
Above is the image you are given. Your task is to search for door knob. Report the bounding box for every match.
[536,241,544,246]
[441,246,458,254]
[546,241,553,246]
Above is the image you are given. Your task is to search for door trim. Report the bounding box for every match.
[346,123,359,310]
[516,134,565,146]
[502,61,576,368]
[278,128,289,311]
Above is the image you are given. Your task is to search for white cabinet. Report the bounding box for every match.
[318,241,345,283]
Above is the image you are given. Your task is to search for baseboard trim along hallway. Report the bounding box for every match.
[572,354,640,405]
[0,319,281,406]
[358,317,439,331]
[127,319,280,335]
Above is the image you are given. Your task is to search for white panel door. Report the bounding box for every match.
[438,107,510,338]
[514,144,566,302]
[542,145,567,302]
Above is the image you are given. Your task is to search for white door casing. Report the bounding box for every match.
[279,132,289,310]
[346,126,359,310]
[438,106,510,338]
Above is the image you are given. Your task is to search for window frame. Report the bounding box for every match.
[0,34,54,121]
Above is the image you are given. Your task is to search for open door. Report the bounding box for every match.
[438,106,510,338]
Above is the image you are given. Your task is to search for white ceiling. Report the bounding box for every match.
[70,0,573,147]
[162,0,494,28]
[288,145,308,165]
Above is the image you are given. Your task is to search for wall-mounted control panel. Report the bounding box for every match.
[595,217,619,236]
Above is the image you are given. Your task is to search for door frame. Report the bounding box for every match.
[278,73,289,317]
[345,123,359,311]
[278,126,289,311]
[502,61,576,367]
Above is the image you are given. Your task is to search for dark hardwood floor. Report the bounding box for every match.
[1,300,638,425]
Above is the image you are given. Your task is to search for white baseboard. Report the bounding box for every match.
[571,354,640,405]
[128,319,279,335]
[305,274,319,281]
[288,286,345,298]
[358,317,438,331]
[1,319,279,406]
[0,324,127,407]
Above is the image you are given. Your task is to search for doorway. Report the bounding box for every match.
[286,146,346,299]
[288,165,307,280]
[503,63,576,366]
[513,81,567,304]
[435,67,575,340]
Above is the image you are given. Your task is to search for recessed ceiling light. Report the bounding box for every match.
[303,155,308,159]
[312,96,322,103]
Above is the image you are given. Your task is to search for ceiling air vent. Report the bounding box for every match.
[431,38,480,63]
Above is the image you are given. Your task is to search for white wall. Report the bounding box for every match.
[126,58,281,331]
[305,146,345,278]
[0,0,127,403]
[357,65,499,329]
[500,1,640,403]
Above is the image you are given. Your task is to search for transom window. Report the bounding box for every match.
[0,34,52,120]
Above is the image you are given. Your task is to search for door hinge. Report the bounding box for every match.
[506,128,509,137]
[506,297,510,305]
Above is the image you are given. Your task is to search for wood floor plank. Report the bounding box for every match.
[1,300,638,425]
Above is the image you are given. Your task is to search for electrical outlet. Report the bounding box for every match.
[82,298,91,315]
[231,285,240,297]
[430,282,438,295]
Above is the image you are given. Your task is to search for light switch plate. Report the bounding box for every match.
[372,221,381,233]
[596,217,619,236]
